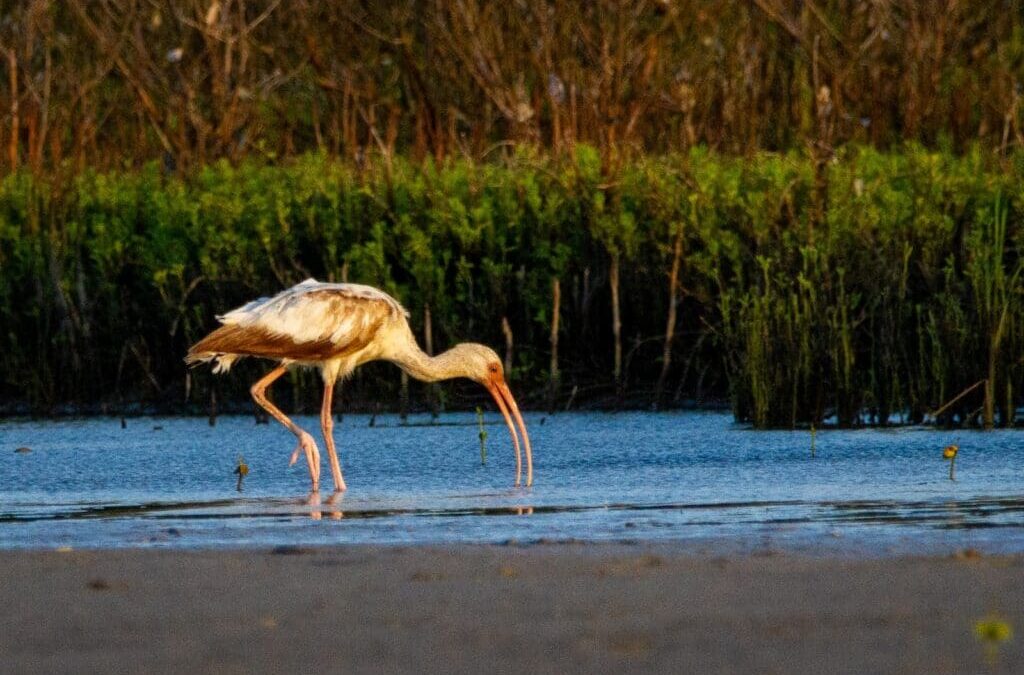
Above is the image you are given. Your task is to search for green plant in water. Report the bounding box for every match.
[234,454,249,491]
[965,195,1022,429]
[943,444,958,481]
[476,407,487,465]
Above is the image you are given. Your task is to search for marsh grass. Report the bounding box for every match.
[1,146,1022,428]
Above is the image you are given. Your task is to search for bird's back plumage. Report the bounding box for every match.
[186,279,408,372]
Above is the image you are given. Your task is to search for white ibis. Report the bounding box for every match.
[186,279,532,492]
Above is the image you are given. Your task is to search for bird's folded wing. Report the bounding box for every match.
[194,281,405,360]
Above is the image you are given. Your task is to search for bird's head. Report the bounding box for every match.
[448,343,533,487]
[446,343,505,385]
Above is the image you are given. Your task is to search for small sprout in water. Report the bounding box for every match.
[234,455,249,491]
[810,424,817,458]
[943,444,958,481]
[476,407,488,465]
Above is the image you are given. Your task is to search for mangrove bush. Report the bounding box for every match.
[1,146,1022,428]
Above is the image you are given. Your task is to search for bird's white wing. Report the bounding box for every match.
[189,279,407,365]
[219,278,407,339]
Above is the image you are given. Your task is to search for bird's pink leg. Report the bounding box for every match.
[320,380,347,492]
[250,365,321,491]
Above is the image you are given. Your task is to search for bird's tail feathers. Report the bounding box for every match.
[185,351,241,374]
[186,325,246,373]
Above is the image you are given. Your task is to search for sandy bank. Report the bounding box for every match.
[1,544,1022,674]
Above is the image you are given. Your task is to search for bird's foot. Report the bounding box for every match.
[288,432,320,466]
[289,432,321,486]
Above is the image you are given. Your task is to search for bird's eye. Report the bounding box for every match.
[489,364,499,373]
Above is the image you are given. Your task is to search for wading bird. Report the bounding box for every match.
[186,279,532,492]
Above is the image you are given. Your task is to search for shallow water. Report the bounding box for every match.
[1,412,1023,553]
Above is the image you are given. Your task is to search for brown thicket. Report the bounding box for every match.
[1,1,1022,174]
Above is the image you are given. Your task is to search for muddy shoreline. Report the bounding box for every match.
[2,544,1022,674]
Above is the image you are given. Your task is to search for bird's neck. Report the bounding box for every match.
[390,333,465,383]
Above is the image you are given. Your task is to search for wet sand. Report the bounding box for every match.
[1,544,1022,674]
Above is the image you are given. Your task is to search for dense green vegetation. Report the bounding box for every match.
[2,146,1022,427]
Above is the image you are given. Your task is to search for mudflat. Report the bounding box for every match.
[1,545,1021,674]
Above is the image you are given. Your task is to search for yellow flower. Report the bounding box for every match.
[234,455,249,477]
[975,617,1012,643]
[943,445,959,460]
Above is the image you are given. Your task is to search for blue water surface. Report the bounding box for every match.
[1,412,1022,553]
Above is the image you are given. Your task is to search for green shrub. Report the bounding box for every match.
[1,147,1021,427]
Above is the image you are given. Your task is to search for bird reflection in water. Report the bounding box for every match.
[301,494,534,521]
[306,490,344,521]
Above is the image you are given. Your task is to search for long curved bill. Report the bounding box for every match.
[485,376,533,487]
